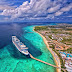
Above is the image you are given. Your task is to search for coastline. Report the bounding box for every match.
[33,27,61,72]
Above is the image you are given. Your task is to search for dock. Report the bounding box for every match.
[12,36,66,72]
[30,54,66,72]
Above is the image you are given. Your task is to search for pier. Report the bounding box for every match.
[12,36,66,72]
[30,54,66,72]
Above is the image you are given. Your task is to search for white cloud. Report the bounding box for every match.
[48,4,61,13]
[46,14,54,19]
[0,0,17,11]
[60,3,72,12]
[55,11,63,16]
[0,5,16,11]
[67,15,72,17]
[0,0,72,21]
[55,3,72,16]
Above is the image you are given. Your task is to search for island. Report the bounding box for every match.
[34,23,72,72]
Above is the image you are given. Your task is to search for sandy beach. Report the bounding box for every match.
[33,28,61,72]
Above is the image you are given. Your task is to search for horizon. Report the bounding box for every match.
[0,21,72,23]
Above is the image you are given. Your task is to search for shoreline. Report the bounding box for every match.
[33,27,61,72]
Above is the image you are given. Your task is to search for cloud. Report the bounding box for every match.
[0,5,16,11]
[60,3,72,12]
[55,3,72,16]
[55,11,63,16]
[67,15,72,17]
[0,0,72,21]
[47,4,61,13]
[46,14,54,19]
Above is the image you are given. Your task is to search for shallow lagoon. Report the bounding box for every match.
[0,24,56,72]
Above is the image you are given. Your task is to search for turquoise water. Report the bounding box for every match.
[0,25,56,72]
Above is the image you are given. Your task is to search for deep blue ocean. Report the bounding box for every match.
[0,22,56,49]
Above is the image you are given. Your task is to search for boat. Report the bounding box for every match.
[12,36,29,56]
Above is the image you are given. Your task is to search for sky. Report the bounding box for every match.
[0,0,72,22]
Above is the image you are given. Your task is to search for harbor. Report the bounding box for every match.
[12,36,66,72]
[0,0,72,72]
[0,25,57,72]
[1,24,72,72]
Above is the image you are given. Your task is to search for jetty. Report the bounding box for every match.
[12,36,66,72]
[30,54,66,72]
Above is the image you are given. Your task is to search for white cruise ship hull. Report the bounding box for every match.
[12,36,29,56]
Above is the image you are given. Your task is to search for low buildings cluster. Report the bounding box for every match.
[59,52,72,72]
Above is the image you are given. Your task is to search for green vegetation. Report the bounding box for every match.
[51,31,58,34]
[48,35,52,39]
[65,32,72,35]
[57,48,72,53]
[49,44,55,49]
[66,44,71,45]
[34,26,48,31]
[61,38,72,43]
[66,48,72,53]
[66,29,72,31]
[51,28,57,31]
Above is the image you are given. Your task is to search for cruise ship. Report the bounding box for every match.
[12,36,29,56]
